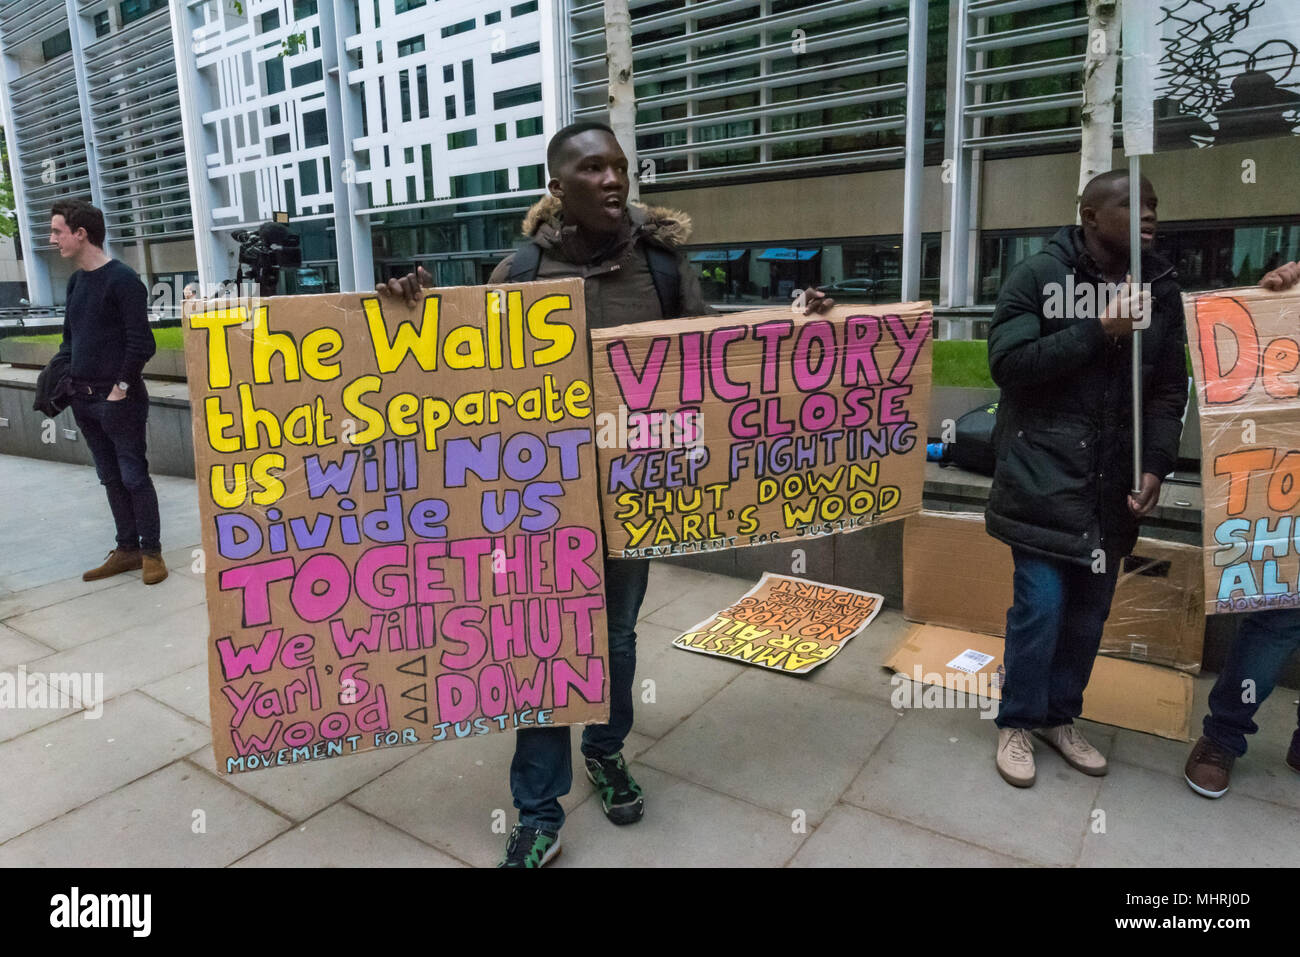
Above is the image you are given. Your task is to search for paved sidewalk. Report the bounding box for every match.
[1,453,1298,867]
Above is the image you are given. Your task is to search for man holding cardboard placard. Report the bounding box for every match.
[1184,259,1300,798]
[381,120,835,866]
[984,171,1189,788]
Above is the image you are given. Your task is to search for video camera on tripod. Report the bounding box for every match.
[232,220,303,297]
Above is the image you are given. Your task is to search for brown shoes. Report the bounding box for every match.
[81,549,167,584]
[1184,735,1234,798]
[1035,724,1109,776]
[142,551,168,585]
[83,549,144,581]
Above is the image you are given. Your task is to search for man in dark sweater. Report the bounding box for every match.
[49,199,166,585]
[984,170,1188,787]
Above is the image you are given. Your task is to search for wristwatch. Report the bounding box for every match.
[116,381,130,393]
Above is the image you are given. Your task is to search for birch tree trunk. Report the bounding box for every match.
[604,0,640,202]
[1078,0,1121,221]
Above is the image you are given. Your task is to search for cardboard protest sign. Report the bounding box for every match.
[673,573,883,674]
[1185,286,1300,615]
[183,280,609,773]
[590,304,933,558]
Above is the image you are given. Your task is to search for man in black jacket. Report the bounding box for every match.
[50,199,167,585]
[985,170,1188,787]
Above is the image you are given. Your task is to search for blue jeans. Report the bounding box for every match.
[1203,607,1300,756]
[996,548,1120,729]
[510,556,649,832]
[70,387,161,553]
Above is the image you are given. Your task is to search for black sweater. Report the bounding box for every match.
[55,259,155,386]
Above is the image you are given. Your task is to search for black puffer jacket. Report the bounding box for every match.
[984,226,1188,564]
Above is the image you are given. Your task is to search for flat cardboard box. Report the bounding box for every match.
[884,623,1194,741]
[903,510,1206,673]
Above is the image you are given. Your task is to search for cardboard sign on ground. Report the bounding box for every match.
[590,304,933,558]
[673,573,883,674]
[183,280,609,773]
[884,623,1194,741]
[1185,286,1300,616]
[902,510,1206,672]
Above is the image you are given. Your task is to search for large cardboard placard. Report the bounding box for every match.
[1185,286,1300,615]
[673,573,883,674]
[902,511,1206,672]
[590,304,933,558]
[884,624,1194,741]
[183,280,609,773]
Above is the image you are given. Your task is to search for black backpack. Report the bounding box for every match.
[503,241,683,319]
[948,401,999,476]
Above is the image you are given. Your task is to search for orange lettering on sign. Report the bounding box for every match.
[1196,296,1260,405]
[1214,448,1277,516]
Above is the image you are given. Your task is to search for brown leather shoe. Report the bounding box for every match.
[142,551,168,585]
[1184,735,1234,798]
[83,549,143,582]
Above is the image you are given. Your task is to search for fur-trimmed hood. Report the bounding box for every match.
[519,194,693,249]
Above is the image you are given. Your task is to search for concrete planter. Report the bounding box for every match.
[0,339,188,380]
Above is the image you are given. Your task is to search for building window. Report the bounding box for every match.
[400,70,412,122]
[269,134,291,155]
[485,11,501,24]
[416,65,429,118]
[404,146,414,163]
[299,160,319,195]
[290,62,324,87]
[443,64,454,82]
[398,35,425,57]
[260,9,280,31]
[292,0,318,18]
[302,109,327,147]
[518,164,544,189]
[41,29,72,61]
[492,42,539,64]
[462,60,476,116]
[265,58,286,95]
[441,18,475,38]
[94,12,112,36]
[450,170,509,198]
[266,104,282,125]
[378,76,389,132]
[445,95,456,120]
[448,129,479,150]
[515,116,543,137]
[494,83,541,110]
[510,1,538,15]
[119,0,167,27]
[495,123,508,142]
[394,0,426,12]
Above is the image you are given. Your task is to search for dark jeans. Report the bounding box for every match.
[510,555,649,833]
[1203,607,1300,756]
[70,387,161,553]
[995,548,1120,729]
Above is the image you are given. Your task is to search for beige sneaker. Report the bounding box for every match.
[996,728,1036,787]
[1035,724,1108,776]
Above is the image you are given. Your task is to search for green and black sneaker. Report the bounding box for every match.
[498,825,561,868]
[584,752,645,825]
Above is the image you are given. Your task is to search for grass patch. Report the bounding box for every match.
[932,339,994,389]
[9,327,999,389]
[7,327,186,351]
